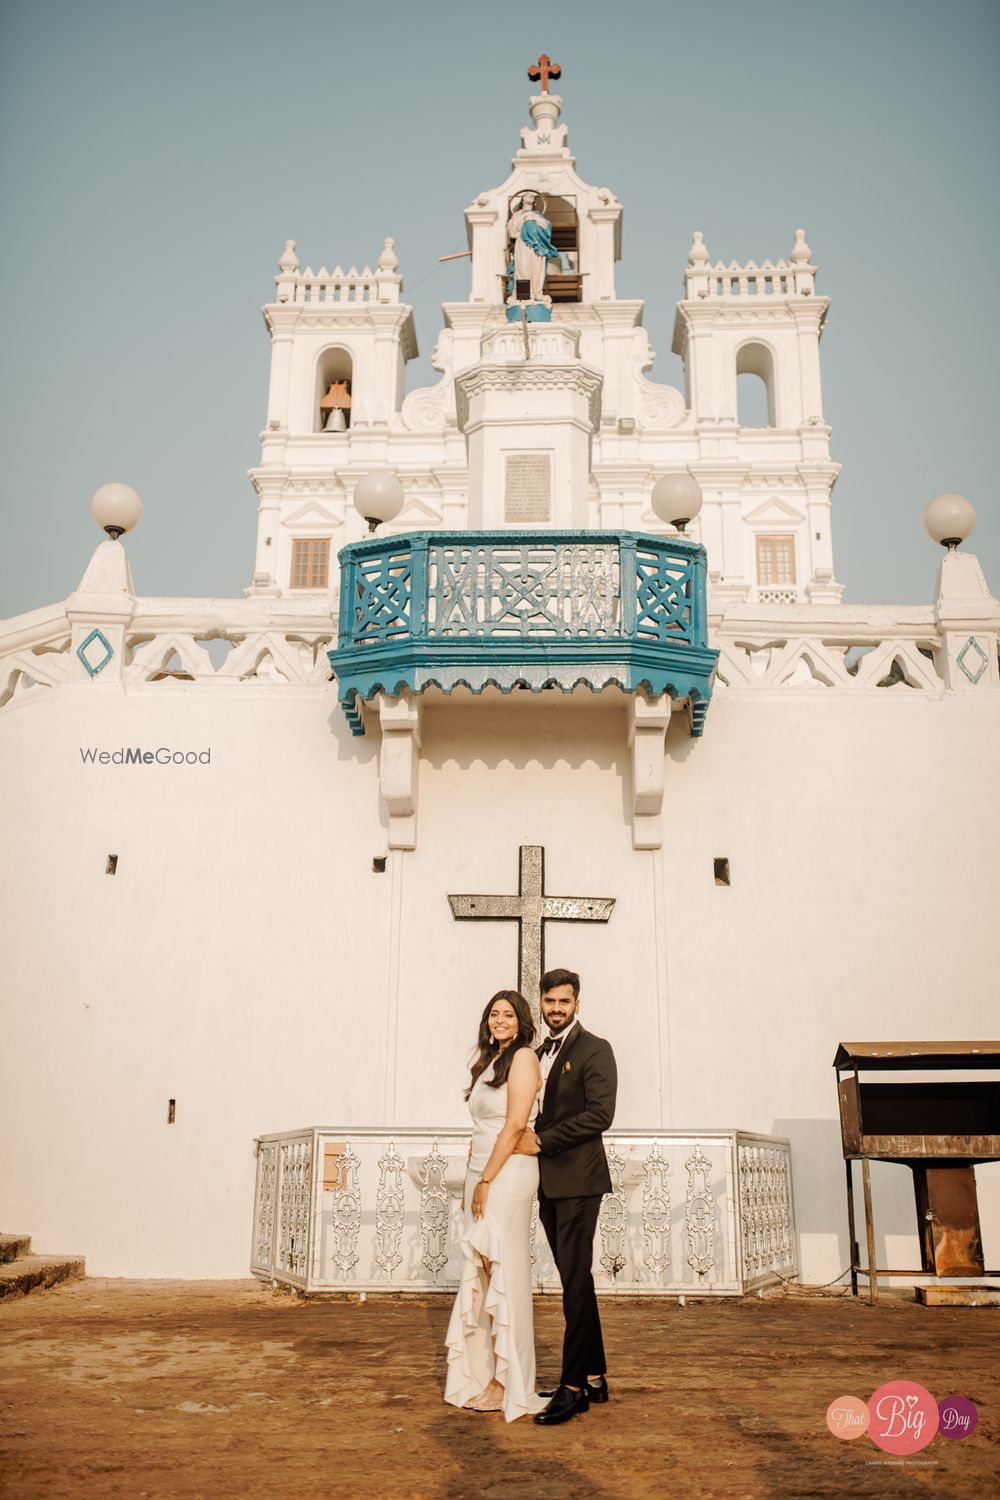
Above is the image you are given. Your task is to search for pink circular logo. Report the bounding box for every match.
[868,1380,939,1454]
[826,1395,869,1440]
[938,1395,978,1440]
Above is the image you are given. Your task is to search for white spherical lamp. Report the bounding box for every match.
[651,472,703,534]
[923,493,976,550]
[90,482,143,539]
[353,470,405,534]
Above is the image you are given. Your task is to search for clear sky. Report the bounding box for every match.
[1,0,997,615]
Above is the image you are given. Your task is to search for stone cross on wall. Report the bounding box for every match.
[527,54,561,93]
[449,845,614,1028]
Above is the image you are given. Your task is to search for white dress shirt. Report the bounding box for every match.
[539,1017,579,1082]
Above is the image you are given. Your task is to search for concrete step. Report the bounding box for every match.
[0,1233,32,1264]
[0,1254,85,1300]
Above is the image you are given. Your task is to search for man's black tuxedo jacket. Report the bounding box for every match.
[535,1023,617,1199]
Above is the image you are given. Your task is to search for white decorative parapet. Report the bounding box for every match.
[684,230,817,300]
[714,612,944,693]
[251,1127,798,1297]
[6,598,999,716]
[273,237,402,306]
[710,588,1000,695]
[0,595,335,712]
[3,535,996,717]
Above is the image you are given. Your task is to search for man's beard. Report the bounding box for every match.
[545,1014,574,1035]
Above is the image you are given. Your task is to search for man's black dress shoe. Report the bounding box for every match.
[539,1376,609,1404]
[533,1384,590,1425]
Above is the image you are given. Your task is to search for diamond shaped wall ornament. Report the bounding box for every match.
[957,635,989,685]
[77,628,114,678]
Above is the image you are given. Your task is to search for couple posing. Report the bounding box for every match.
[444,968,618,1425]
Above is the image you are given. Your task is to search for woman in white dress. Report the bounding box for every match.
[444,990,547,1421]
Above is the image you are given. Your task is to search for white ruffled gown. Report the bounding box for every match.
[444,1063,547,1422]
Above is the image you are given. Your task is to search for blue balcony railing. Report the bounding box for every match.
[328,530,718,736]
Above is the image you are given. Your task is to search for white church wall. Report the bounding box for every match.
[660,689,1000,1283]
[0,684,391,1276]
[393,694,653,1128]
[1,675,997,1282]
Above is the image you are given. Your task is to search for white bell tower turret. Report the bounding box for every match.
[460,69,623,319]
[247,238,418,599]
[675,229,826,430]
[672,230,843,604]
[262,236,416,440]
[243,66,845,609]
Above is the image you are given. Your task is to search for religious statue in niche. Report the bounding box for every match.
[506,191,560,307]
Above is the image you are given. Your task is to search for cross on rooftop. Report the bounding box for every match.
[527,54,561,93]
[449,845,614,1028]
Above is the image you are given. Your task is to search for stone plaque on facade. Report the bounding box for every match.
[504,453,551,522]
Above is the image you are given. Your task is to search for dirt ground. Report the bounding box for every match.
[0,1278,996,1500]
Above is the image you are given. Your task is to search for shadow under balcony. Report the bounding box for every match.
[328,530,719,735]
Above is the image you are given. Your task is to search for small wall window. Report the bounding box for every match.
[290,538,331,590]
[756,534,796,588]
[736,343,776,427]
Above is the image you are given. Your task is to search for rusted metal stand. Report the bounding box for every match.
[835,1042,1000,1305]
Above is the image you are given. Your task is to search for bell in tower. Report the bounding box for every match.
[319,379,352,432]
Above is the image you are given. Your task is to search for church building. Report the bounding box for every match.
[1,66,997,1297]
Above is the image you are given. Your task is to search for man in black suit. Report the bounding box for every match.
[515,966,618,1426]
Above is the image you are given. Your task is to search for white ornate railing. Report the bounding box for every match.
[690,259,817,299]
[291,266,380,304]
[683,231,817,300]
[706,594,999,694]
[3,590,997,717]
[272,238,403,306]
[714,627,945,693]
[251,1127,797,1296]
[0,599,335,713]
[755,587,801,608]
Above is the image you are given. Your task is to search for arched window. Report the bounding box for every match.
[544,194,581,303]
[315,347,353,433]
[736,343,776,428]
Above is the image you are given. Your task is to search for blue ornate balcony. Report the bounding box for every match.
[328,530,718,735]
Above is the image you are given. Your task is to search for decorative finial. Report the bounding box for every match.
[90,482,143,539]
[527,53,561,93]
[790,229,812,265]
[278,239,299,273]
[378,237,399,272]
[924,493,976,550]
[688,231,710,266]
[354,470,405,534]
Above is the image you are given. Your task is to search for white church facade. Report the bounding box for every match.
[1,75,998,1294]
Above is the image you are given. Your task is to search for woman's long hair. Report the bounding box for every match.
[463,989,536,1100]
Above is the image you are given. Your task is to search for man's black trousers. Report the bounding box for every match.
[538,1188,606,1388]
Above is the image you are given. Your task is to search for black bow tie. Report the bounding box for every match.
[540,1035,564,1056]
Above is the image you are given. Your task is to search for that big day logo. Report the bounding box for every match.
[867,1381,939,1454]
[826,1382,978,1454]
